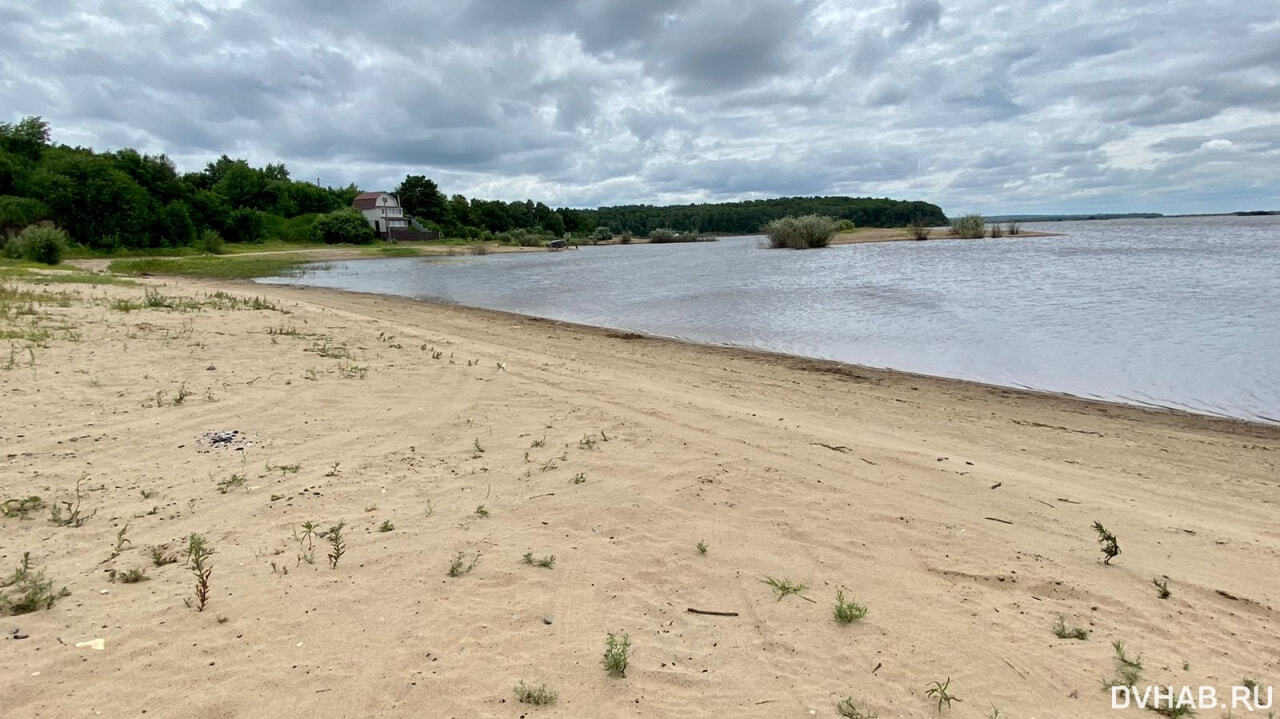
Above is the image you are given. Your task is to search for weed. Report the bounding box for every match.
[216,473,246,494]
[1052,615,1089,640]
[539,458,557,472]
[185,533,213,612]
[522,552,556,569]
[836,697,877,719]
[1103,640,1144,689]
[270,560,289,576]
[514,681,557,705]
[266,462,300,475]
[306,341,350,359]
[140,488,159,500]
[0,553,69,614]
[117,567,149,583]
[149,545,178,566]
[529,436,545,448]
[603,632,632,677]
[379,520,395,532]
[472,438,485,457]
[571,472,586,484]
[298,521,318,551]
[833,590,869,624]
[763,576,807,601]
[1093,521,1120,564]
[1153,577,1171,599]
[696,540,708,555]
[338,362,367,379]
[110,521,132,558]
[326,521,346,569]
[50,476,94,527]
[1,496,43,519]
[579,434,596,450]
[267,324,301,336]
[448,551,480,577]
[172,383,191,405]
[924,677,960,713]
[473,504,489,518]
[325,461,341,477]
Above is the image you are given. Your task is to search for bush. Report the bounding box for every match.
[648,228,702,243]
[280,213,320,243]
[905,218,932,241]
[763,215,837,249]
[949,214,985,239]
[590,226,613,243]
[834,218,855,232]
[225,207,266,244]
[12,225,69,264]
[312,208,374,244]
[196,229,224,254]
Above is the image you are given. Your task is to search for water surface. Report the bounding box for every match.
[258,215,1279,423]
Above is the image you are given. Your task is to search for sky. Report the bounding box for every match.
[2,0,1278,215]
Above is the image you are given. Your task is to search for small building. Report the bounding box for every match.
[352,192,409,238]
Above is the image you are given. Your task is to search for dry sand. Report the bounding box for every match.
[1,273,1276,718]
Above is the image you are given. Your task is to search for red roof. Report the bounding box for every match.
[353,191,392,210]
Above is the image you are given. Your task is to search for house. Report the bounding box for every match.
[352,192,409,238]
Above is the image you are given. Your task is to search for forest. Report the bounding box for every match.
[1,116,947,252]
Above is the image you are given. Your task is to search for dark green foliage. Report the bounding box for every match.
[0,195,49,236]
[0,552,69,615]
[396,175,446,224]
[9,225,68,264]
[196,228,224,254]
[1092,521,1120,564]
[590,196,947,235]
[225,207,266,244]
[313,209,374,244]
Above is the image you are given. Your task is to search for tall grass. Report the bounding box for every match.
[949,214,986,239]
[763,215,837,249]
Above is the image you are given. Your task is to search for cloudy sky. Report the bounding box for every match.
[3,0,1278,215]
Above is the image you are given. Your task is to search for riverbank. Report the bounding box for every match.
[831,227,1060,245]
[1,273,1275,717]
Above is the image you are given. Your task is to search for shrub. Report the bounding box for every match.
[312,208,374,245]
[196,229,224,254]
[225,207,266,244]
[834,218,855,232]
[590,226,613,242]
[280,213,320,243]
[13,225,70,265]
[989,223,1005,238]
[1,552,69,614]
[949,214,985,239]
[763,215,837,249]
[905,218,932,241]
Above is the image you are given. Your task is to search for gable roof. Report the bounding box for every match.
[353,191,395,210]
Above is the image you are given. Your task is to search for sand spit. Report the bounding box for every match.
[1,274,1275,717]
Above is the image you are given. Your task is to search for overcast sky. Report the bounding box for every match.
[3,0,1278,215]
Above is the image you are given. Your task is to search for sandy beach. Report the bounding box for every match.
[1,272,1276,718]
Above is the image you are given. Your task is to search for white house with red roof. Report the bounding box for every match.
[352,192,409,238]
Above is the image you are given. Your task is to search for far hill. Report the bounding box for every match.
[587,197,947,236]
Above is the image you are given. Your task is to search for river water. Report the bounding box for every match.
[257,215,1279,424]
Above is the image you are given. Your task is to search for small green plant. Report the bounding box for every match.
[0,552,69,614]
[1,496,43,519]
[570,472,586,484]
[50,476,94,527]
[448,551,480,577]
[1103,640,1144,689]
[473,504,489,518]
[529,436,545,448]
[326,521,346,569]
[298,521,318,551]
[833,590,868,624]
[836,697,877,719]
[185,533,213,612]
[378,520,395,532]
[522,552,556,569]
[514,681,558,705]
[603,632,631,677]
[216,473,246,494]
[266,462,300,475]
[763,576,807,601]
[116,567,149,584]
[1093,521,1120,564]
[924,677,959,713]
[1052,615,1089,640]
[696,540,708,555]
[578,434,596,450]
[1153,577,1171,599]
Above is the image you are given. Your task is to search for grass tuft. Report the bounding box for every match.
[763,576,807,601]
[0,552,69,614]
[833,590,869,624]
[603,632,632,677]
[1052,615,1089,640]
[514,681,558,705]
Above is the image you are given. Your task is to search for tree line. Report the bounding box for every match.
[2,116,947,252]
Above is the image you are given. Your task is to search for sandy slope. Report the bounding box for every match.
[1,275,1276,718]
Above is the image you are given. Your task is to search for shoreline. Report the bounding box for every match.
[3,272,1276,717]
[254,279,1274,433]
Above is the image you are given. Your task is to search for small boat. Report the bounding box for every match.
[547,239,567,250]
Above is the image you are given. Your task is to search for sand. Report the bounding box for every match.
[1,273,1276,718]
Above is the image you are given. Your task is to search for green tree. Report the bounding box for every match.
[154,201,196,246]
[395,175,446,224]
[312,208,374,244]
[0,116,50,161]
[224,207,265,244]
[0,196,49,237]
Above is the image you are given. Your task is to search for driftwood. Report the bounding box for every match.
[686,608,739,617]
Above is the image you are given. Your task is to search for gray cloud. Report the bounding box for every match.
[1,0,1277,214]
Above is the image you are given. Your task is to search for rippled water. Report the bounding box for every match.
[258,215,1280,423]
